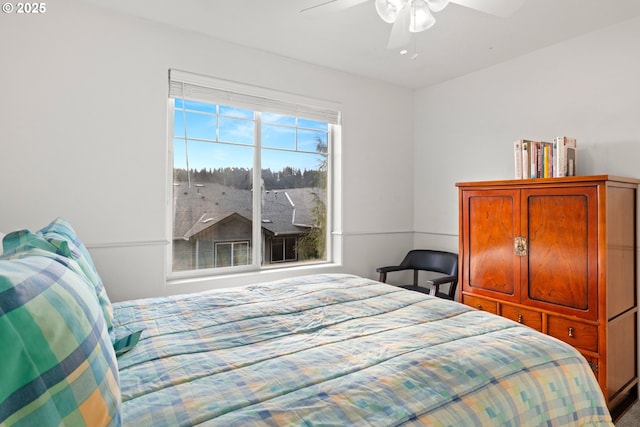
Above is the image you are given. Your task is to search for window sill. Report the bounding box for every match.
[165,261,343,291]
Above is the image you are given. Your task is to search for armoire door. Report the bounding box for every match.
[461,188,521,304]
[520,186,598,320]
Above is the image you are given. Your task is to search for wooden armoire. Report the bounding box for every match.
[456,175,638,419]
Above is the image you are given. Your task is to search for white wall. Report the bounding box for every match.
[412,17,640,394]
[5,3,637,302]
[0,0,414,301]
[413,16,640,251]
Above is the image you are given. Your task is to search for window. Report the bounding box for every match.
[215,241,250,268]
[169,70,340,276]
[271,237,297,263]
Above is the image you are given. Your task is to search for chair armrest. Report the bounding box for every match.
[427,275,458,298]
[376,265,408,274]
[376,265,412,283]
[426,275,457,286]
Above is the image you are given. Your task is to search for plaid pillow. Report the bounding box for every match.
[37,217,115,333]
[112,329,143,357]
[2,229,69,258]
[0,248,122,426]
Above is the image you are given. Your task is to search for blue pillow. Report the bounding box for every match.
[2,229,70,258]
[37,217,115,333]
[0,247,122,426]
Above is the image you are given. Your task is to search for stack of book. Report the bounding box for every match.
[514,137,577,179]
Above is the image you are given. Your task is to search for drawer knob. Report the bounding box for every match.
[517,314,523,323]
[477,305,482,310]
[568,327,574,338]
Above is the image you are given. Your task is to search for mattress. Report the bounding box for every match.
[112,273,612,426]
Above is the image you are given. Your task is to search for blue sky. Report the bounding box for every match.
[174,100,327,171]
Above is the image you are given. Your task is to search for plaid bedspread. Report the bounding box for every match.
[113,274,612,426]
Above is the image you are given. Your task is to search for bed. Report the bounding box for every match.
[1,218,614,426]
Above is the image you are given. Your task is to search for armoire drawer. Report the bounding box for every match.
[547,316,598,352]
[463,295,497,314]
[501,304,542,331]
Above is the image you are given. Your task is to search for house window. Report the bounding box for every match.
[168,70,340,277]
[271,237,297,263]
[214,241,250,267]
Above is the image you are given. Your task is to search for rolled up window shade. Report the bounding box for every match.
[169,69,341,125]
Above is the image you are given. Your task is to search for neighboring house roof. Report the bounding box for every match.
[278,187,323,227]
[173,181,323,240]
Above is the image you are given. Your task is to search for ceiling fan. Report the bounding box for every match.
[301,0,525,49]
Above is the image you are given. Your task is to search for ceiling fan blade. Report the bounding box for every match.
[450,0,525,17]
[300,0,369,15]
[387,6,411,49]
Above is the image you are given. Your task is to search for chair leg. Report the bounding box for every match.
[429,284,439,297]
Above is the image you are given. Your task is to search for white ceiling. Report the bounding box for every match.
[85,0,640,89]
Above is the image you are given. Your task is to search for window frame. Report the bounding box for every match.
[166,70,340,281]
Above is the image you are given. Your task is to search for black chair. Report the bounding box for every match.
[376,249,459,300]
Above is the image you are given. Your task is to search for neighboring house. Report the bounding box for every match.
[172,181,322,270]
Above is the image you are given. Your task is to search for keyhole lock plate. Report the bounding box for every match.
[514,236,528,256]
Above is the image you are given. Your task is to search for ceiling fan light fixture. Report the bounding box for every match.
[409,0,435,33]
[375,0,406,23]
[425,0,449,13]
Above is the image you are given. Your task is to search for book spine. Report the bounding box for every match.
[536,142,543,178]
[554,137,566,177]
[530,141,540,178]
[552,138,558,177]
[566,137,577,176]
[549,141,554,177]
[529,142,535,178]
[541,142,553,178]
[543,144,550,178]
[522,141,529,180]
[514,140,522,179]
